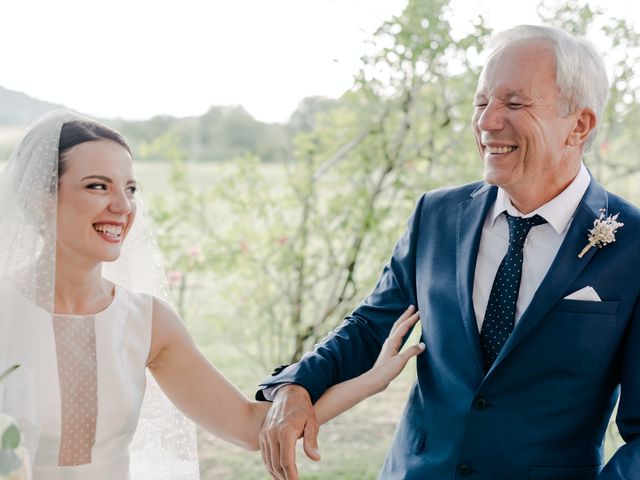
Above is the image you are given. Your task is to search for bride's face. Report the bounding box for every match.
[56,139,137,265]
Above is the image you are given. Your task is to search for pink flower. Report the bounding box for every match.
[277,236,289,246]
[167,270,184,287]
[186,245,204,263]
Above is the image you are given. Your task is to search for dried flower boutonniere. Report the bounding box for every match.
[578,210,624,258]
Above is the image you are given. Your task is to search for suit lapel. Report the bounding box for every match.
[456,183,497,374]
[489,178,609,373]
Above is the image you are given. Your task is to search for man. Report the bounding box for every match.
[257,25,640,479]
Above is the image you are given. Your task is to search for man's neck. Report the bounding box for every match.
[505,164,581,214]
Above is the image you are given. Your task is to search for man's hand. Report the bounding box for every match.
[259,384,320,480]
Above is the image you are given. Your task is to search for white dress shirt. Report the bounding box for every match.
[472,163,591,332]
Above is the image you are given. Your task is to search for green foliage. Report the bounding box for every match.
[537,0,640,203]
[1,424,20,450]
[112,106,292,164]
[148,0,491,366]
[0,418,22,477]
[288,96,342,132]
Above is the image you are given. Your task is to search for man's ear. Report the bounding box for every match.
[567,107,597,147]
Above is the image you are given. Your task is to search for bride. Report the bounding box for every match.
[0,111,423,480]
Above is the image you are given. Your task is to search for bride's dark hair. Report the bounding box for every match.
[58,120,131,177]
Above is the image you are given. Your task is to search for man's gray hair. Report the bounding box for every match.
[485,25,609,151]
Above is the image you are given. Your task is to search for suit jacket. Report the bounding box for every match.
[258,178,640,479]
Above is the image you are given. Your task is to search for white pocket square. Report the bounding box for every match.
[563,286,601,302]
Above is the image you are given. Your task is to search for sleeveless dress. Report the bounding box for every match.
[32,285,152,480]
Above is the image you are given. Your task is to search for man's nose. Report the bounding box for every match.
[476,99,504,132]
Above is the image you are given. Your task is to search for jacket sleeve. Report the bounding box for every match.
[599,297,640,478]
[256,193,426,403]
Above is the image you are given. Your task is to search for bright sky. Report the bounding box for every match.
[2,0,639,123]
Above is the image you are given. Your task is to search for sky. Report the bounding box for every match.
[2,0,639,123]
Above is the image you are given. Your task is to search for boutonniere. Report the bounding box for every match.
[578,210,624,258]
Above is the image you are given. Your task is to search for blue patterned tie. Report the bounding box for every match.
[480,212,547,372]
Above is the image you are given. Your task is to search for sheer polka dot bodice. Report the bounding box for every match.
[33,286,153,480]
[52,315,98,466]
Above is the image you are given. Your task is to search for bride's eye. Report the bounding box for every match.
[86,183,108,191]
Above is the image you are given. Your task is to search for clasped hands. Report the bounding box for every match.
[258,306,423,480]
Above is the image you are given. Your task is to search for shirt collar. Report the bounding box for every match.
[489,162,591,234]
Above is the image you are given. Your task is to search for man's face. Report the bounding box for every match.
[472,40,581,207]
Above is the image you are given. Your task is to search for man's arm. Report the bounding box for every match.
[257,194,427,480]
[599,298,640,478]
[260,307,425,479]
[258,193,426,401]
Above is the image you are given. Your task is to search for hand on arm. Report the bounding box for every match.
[314,305,423,423]
[259,384,319,480]
[259,306,423,480]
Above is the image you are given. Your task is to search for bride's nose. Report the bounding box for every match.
[108,188,132,214]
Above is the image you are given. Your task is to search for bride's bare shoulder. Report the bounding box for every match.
[147,296,194,368]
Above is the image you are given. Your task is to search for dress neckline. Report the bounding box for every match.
[54,284,121,319]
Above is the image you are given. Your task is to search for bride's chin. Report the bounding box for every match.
[98,247,123,263]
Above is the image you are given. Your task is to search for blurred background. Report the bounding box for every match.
[2,0,638,477]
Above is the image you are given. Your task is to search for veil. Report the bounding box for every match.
[0,110,199,479]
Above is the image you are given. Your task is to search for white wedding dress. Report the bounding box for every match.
[31,285,151,480]
[0,111,198,480]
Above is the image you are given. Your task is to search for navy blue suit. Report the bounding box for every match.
[258,178,640,479]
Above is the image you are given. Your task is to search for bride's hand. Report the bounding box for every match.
[370,305,424,393]
[308,305,424,429]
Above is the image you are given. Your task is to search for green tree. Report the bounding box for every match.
[538,0,640,203]
[158,0,491,365]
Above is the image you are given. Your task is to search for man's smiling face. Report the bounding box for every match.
[472,40,582,210]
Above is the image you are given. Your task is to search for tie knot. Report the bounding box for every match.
[505,213,547,248]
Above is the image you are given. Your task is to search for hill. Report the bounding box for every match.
[0,86,340,163]
[0,86,69,126]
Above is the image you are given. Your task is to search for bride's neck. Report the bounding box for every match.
[54,261,112,315]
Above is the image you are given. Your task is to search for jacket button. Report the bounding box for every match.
[473,397,487,411]
[458,463,473,477]
[270,364,289,376]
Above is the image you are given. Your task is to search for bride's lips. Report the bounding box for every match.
[93,222,125,243]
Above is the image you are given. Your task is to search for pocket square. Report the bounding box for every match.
[563,286,601,301]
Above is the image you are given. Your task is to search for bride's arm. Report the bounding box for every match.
[147,297,269,451]
[148,298,422,451]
